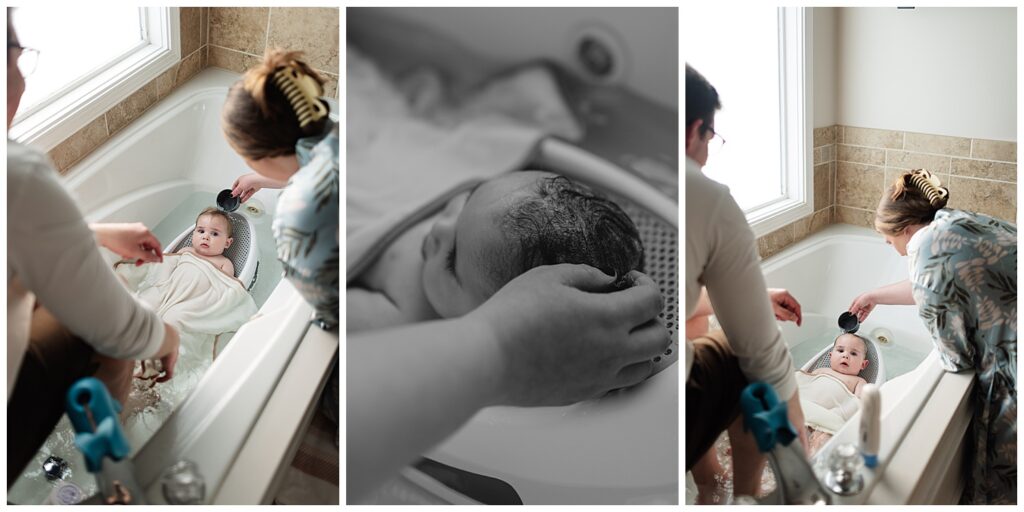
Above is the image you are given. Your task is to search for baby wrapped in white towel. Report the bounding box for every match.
[796,333,870,456]
[113,209,257,442]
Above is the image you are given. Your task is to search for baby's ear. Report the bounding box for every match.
[225,237,233,248]
[860,359,870,370]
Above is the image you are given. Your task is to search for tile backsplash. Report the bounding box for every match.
[208,7,339,99]
[47,7,340,175]
[834,125,1017,227]
[757,124,1017,259]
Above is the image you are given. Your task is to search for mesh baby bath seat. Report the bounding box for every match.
[164,212,259,291]
[801,334,887,386]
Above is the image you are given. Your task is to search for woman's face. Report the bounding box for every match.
[7,25,25,129]
[880,224,913,256]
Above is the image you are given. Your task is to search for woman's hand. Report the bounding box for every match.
[849,280,915,322]
[767,288,803,326]
[468,264,669,407]
[849,290,878,323]
[231,172,287,203]
[90,222,163,266]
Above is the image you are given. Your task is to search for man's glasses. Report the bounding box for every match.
[8,43,39,77]
[706,127,726,153]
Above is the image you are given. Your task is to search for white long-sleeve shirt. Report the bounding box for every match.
[7,140,164,400]
[684,157,797,401]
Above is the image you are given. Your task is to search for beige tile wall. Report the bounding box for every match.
[834,125,1017,227]
[756,126,837,259]
[48,8,209,174]
[207,7,340,99]
[758,124,1017,259]
[48,7,341,175]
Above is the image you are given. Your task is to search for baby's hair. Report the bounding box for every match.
[874,169,950,235]
[834,332,868,354]
[196,207,233,238]
[497,175,644,288]
[221,49,329,161]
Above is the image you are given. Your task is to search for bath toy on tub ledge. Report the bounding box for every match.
[739,381,832,505]
[66,377,147,505]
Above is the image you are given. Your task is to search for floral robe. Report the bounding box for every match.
[907,209,1016,505]
[273,120,340,328]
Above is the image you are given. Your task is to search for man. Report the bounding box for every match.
[684,64,809,503]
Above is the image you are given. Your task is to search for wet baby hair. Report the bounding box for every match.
[221,49,330,161]
[196,207,233,238]
[496,175,644,288]
[874,169,950,235]
[834,332,868,352]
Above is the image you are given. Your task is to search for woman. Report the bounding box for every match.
[7,10,180,485]
[850,169,1016,505]
[221,49,339,328]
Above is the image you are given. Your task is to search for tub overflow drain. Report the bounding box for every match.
[871,328,893,345]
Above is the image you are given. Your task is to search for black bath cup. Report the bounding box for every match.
[216,189,240,212]
[838,311,860,334]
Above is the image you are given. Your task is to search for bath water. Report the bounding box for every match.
[8,192,284,504]
[789,328,931,380]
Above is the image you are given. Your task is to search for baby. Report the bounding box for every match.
[348,170,644,330]
[796,333,870,455]
[177,207,235,277]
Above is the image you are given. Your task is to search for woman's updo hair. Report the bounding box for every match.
[221,49,329,160]
[874,169,950,235]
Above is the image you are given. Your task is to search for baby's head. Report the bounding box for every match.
[191,207,234,257]
[421,170,644,318]
[829,333,870,376]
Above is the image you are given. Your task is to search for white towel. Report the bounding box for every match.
[795,371,860,434]
[346,47,580,279]
[116,252,257,336]
[115,252,258,445]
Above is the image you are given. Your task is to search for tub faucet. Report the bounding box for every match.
[740,382,832,505]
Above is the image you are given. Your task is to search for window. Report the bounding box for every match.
[685,7,812,236]
[8,7,180,150]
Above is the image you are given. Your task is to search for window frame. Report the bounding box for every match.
[9,7,181,151]
[745,7,814,238]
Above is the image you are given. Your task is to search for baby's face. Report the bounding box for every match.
[829,334,869,375]
[192,214,233,257]
[421,171,554,318]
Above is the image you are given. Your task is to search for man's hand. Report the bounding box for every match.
[468,264,669,407]
[90,222,163,266]
[767,288,802,326]
[154,323,180,382]
[786,391,810,455]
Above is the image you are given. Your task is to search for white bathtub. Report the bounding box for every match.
[760,224,973,504]
[17,69,338,504]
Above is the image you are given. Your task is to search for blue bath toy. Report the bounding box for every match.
[66,377,146,504]
[740,381,832,504]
